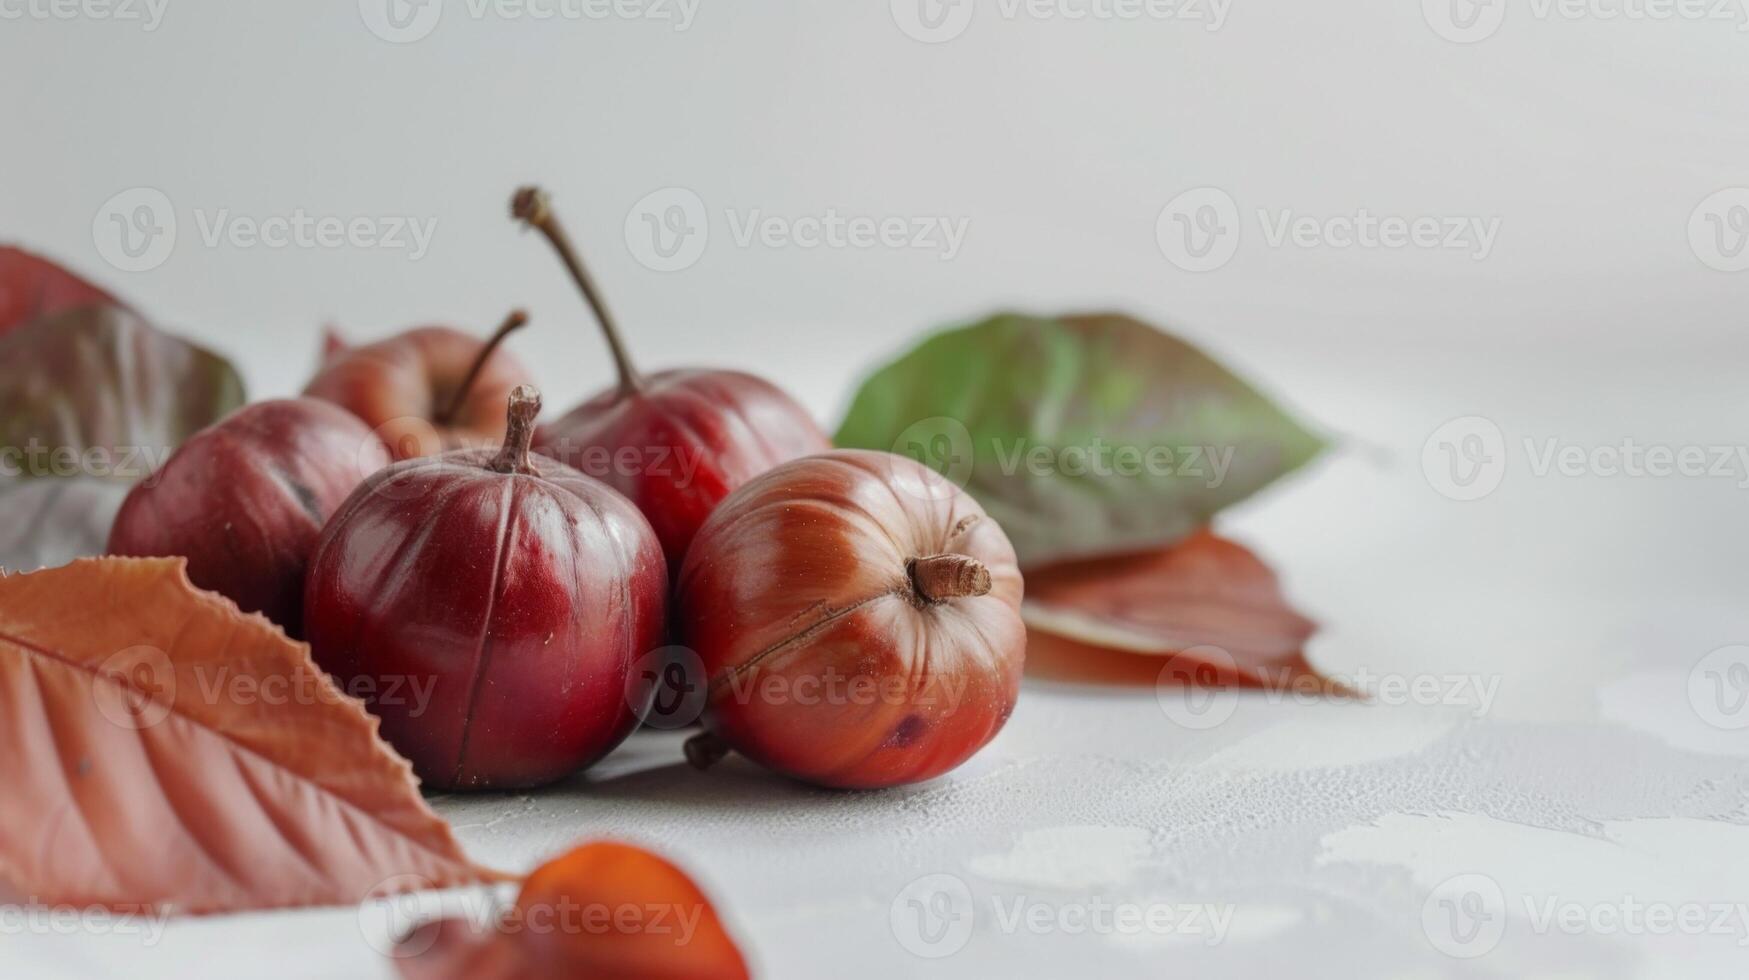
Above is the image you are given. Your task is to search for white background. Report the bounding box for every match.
[4,2,1749,978]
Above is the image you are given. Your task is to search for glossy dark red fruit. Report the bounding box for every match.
[107,398,391,637]
[305,310,532,460]
[303,385,668,790]
[511,187,830,574]
[676,450,1026,789]
[0,246,116,337]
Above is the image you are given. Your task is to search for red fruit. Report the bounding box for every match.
[107,398,391,637]
[511,188,829,573]
[304,310,532,460]
[0,246,116,336]
[676,450,1026,789]
[303,385,667,790]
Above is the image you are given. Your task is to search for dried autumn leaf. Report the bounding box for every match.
[0,305,245,480]
[0,246,116,338]
[0,557,505,913]
[395,841,750,980]
[835,313,1323,567]
[1022,529,1328,690]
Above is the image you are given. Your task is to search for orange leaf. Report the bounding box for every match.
[395,841,750,980]
[1021,529,1328,689]
[0,557,506,913]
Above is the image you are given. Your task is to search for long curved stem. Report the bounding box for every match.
[437,309,528,425]
[512,186,644,395]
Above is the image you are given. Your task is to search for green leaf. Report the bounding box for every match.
[834,313,1323,568]
[0,305,245,483]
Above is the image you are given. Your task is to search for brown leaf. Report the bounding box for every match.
[0,557,506,914]
[394,841,750,980]
[1022,529,1329,690]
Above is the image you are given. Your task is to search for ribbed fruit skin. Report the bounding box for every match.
[303,448,667,791]
[677,450,1026,790]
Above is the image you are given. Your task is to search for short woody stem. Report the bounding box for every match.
[491,385,542,474]
[909,555,992,602]
[684,732,732,771]
[511,186,644,395]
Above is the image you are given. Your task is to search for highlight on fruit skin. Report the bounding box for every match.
[675,449,1027,789]
[302,384,668,791]
[106,397,392,639]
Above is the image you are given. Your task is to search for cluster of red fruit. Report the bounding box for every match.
[107,188,1026,792]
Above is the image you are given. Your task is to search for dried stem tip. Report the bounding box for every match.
[491,384,542,474]
[909,554,992,603]
[684,732,732,771]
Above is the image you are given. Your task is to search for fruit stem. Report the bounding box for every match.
[909,555,993,603]
[684,732,732,771]
[437,309,529,426]
[491,384,542,475]
[511,186,644,395]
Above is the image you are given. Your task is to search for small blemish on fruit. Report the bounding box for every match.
[888,713,928,747]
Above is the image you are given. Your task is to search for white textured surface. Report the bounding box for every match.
[5,2,1749,977]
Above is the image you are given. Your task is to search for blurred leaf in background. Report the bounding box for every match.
[836,313,1324,568]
